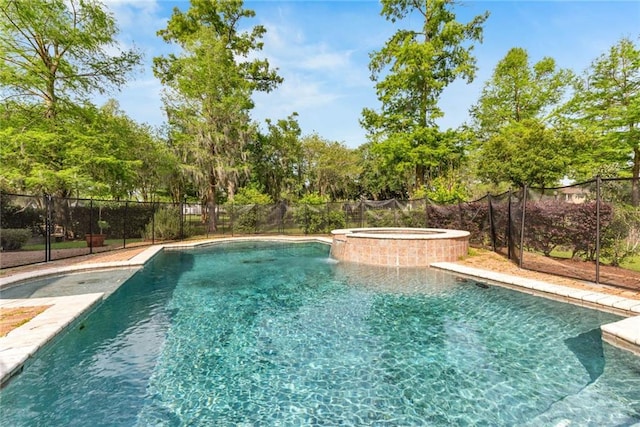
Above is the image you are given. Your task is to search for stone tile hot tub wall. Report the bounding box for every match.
[330,228,470,267]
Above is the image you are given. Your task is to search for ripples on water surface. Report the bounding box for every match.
[1,241,639,426]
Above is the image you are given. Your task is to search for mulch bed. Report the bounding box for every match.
[521,252,640,291]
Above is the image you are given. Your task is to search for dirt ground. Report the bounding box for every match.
[458,249,640,300]
[0,306,51,337]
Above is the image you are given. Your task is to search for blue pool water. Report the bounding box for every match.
[1,241,639,426]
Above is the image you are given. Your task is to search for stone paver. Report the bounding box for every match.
[0,293,104,385]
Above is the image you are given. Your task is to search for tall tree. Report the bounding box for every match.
[470,47,573,136]
[361,0,488,195]
[249,113,303,201]
[154,0,281,230]
[0,0,141,119]
[0,99,168,198]
[470,48,574,187]
[569,37,640,204]
[301,134,362,201]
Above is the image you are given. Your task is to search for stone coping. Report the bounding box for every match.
[431,262,640,356]
[0,293,104,386]
[332,227,470,240]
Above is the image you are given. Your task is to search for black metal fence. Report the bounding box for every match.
[2,179,639,290]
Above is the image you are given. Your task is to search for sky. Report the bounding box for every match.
[98,0,640,148]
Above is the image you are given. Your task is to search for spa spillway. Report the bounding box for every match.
[330,227,470,267]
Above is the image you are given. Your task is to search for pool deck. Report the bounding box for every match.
[1,237,639,386]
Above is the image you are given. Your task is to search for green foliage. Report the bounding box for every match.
[227,187,273,233]
[144,207,191,241]
[471,47,574,136]
[567,37,640,203]
[249,114,303,201]
[470,47,575,188]
[232,186,274,206]
[298,193,329,205]
[601,206,640,267]
[293,194,345,234]
[361,0,488,197]
[1,229,32,251]
[0,0,141,119]
[155,0,282,229]
[476,119,569,187]
[301,135,362,201]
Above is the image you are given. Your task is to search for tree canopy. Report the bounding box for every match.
[470,47,575,187]
[361,0,488,196]
[154,0,282,229]
[0,0,141,118]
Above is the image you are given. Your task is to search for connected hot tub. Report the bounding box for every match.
[330,227,470,267]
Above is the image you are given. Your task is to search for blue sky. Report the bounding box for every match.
[100,0,640,148]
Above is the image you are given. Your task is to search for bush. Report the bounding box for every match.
[144,207,192,240]
[601,206,640,266]
[1,228,32,250]
[293,204,346,234]
[229,204,262,233]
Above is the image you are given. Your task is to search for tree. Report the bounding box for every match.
[475,118,570,188]
[248,113,303,201]
[568,37,640,204]
[154,0,282,230]
[470,47,574,136]
[0,0,141,119]
[0,99,172,199]
[301,134,361,201]
[470,47,574,187]
[361,0,488,195]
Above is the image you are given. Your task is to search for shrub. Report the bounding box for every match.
[1,228,32,250]
[144,207,192,240]
[229,204,262,233]
[366,209,397,227]
[601,206,640,266]
[292,195,346,234]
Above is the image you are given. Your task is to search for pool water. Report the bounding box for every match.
[1,241,639,426]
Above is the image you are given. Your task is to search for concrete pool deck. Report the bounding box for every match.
[1,237,639,386]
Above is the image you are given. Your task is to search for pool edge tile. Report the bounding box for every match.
[0,293,104,386]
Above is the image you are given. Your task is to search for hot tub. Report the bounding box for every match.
[330,227,470,267]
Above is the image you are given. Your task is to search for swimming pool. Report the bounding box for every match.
[1,241,639,425]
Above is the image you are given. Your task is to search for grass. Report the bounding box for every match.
[22,238,143,251]
[546,248,640,273]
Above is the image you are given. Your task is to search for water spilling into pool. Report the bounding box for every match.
[1,241,639,425]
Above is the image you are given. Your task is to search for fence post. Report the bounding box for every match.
[304,204,309,235]
[228,202,233,237]
[326,201,330,232]
[45,194,52,262]
[123,201,128,248]
[180,197,185,241]
[89,198,94,254]
[519,185,527,268]
[280,201,286,234]
[507,190,512,260]
[425,198,429,228]
[360,198,365,228]
[487,193,497,252]
[152,201,156,245]
[595,176,601,284]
